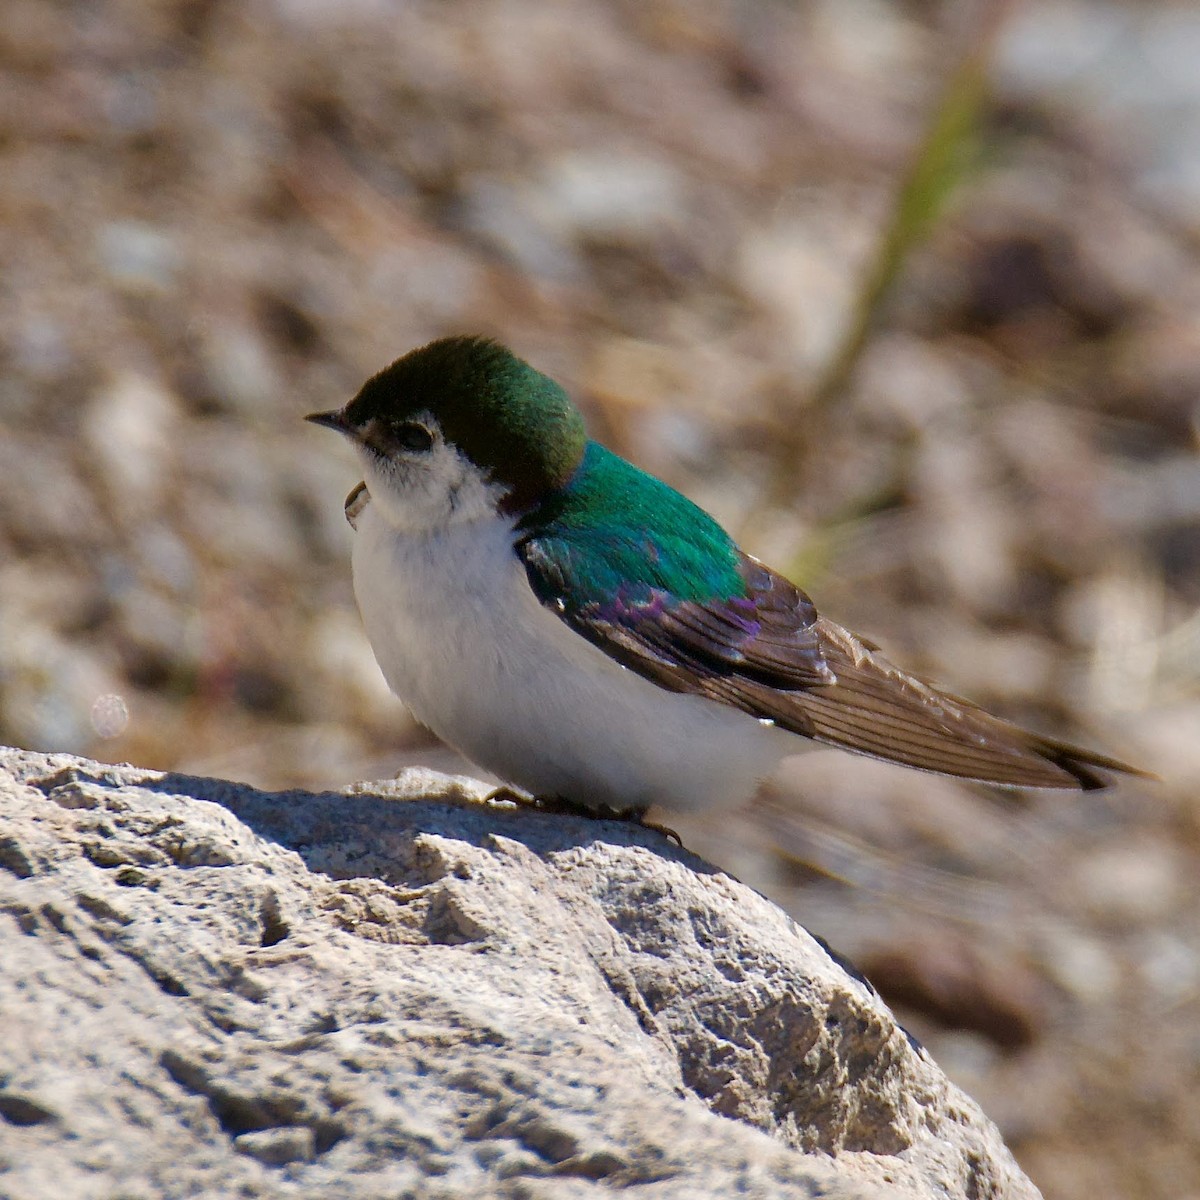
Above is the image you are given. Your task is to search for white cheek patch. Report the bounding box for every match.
[358,437,509,531]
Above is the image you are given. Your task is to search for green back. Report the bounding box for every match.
[521,441,745,609]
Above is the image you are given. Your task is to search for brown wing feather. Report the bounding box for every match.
[746,617,1146,790]
[523,539,1146,790]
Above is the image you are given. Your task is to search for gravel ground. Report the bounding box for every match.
[1,3,1197,1197]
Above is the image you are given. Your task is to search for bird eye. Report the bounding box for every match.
[392,422,434,453]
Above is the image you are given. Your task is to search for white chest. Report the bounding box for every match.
[350,504,790,812]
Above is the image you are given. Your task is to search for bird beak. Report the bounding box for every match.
[305,409,354,435]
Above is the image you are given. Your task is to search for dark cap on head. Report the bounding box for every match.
[343,337,588,513]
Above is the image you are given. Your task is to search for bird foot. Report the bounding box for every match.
[483,787,683,846]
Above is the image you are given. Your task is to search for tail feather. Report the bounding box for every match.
[780,618,1149,790]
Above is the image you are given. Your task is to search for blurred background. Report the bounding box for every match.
[1,0,1197,1195]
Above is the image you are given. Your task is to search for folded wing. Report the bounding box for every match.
[519,542,1142,790]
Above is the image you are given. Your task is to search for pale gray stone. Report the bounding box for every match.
[0,747,1040,1200]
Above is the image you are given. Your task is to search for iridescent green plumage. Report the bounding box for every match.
[519,442,745,607]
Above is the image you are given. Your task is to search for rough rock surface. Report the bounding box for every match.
[0,747,1039,1200]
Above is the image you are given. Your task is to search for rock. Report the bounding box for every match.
[0,748,1040,1200]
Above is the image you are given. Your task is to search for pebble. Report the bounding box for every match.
[540,150,686,239]
[198,323,283,417]
[96,221,181,293]
[10,312,72,379]
[998,1,1200,213]
[0,624,119,754]
[734,207,874,377]
[367,241,483,321]
[81,372,179,511]
[303,608,395,724]
[459,175,583,285]
[1034,925,1121,1003]
[1135,930,1200,1005]
[1071,838,1185,927]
